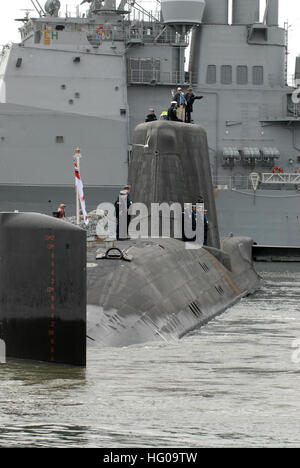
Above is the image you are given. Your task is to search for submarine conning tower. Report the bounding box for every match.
[128,121,220,250]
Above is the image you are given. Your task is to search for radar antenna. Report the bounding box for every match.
[15,9,35,22]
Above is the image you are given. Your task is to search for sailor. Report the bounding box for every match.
[204,209,208,246]
[56,203,66,218]
[160,110,168,120]
[185,88,204,123]
[145,108,157,122]
[182,203,195,242]
[124,184,133,230]
[168,101,182,122]
[124,185,132,209]
[191,205,197,232]
[173,87,186,122]
[115,190,129,240]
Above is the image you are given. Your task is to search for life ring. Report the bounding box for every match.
[273,166,283,174]
[96,25,105,38]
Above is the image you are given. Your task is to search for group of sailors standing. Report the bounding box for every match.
[145,87,204,124]
[114,187,208,245]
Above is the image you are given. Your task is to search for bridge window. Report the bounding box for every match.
[253,66,264,85]
[206,65,216,84]
[221,65,232,85]
[237,66,248,85]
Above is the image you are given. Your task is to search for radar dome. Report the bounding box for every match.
[45,0,61,16]
[161,0,206,25]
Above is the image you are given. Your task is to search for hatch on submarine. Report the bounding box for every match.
[87,121,260,347]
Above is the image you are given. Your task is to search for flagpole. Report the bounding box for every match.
[74,148,82,225]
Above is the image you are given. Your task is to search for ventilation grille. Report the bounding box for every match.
[215,285,225,296]
[188,301,203,318]
[199,262,210,273]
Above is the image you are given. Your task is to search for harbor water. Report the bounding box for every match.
[0,263,300,448]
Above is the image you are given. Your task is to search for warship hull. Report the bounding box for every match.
[216,189,300,246]
[0,0,299,247]
[1,185,299,247]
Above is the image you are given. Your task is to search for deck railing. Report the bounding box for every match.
[128,70,198,86]
[213,173,300,191]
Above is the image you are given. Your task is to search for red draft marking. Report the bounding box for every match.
[45,233,56,362]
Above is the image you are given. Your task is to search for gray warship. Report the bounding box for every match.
[0,0,299,246]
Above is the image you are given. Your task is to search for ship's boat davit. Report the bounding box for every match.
[87,122,260,347]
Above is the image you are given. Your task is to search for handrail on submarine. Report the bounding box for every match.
[96,247,132,262]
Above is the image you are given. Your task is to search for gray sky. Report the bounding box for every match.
[0,0,299,77]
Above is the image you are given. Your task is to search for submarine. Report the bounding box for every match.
[86,121,260,347]
[0,122,260,363]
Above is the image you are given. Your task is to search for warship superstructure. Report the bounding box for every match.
[0,0,299,245]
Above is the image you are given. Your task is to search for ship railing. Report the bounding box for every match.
[288,74,300,88]
[86,27,186,45]
[214,174,300,191]
[260,173,300,184]
[125,27,188,45]
[128,70,198,86]
[290,104,300,118]
[214,176,251,190]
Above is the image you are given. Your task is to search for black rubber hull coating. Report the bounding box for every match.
[87,236,260,348]
[0,212,86,366]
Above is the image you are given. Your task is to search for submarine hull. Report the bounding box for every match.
[87,236,259,347]
[0,212,86,366]
[87,121,260,347]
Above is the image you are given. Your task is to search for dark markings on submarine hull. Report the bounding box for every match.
[87,236,259,347]
[0,212,86,366]
[87,122,260,347]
